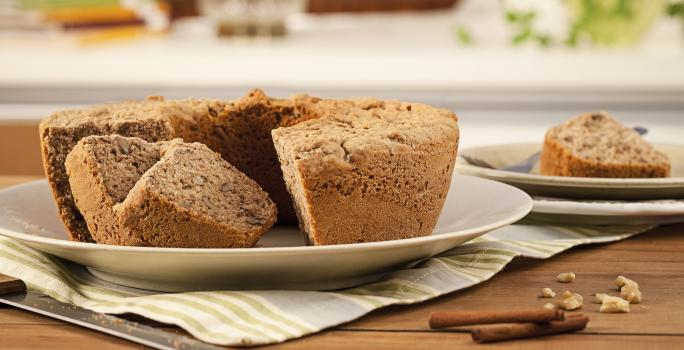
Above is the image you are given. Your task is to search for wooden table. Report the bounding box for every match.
[1,176,682,349]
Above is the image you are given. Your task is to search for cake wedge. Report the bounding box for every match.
[540,112,670,178]
[272,98,459,245]
[65,135,276,247]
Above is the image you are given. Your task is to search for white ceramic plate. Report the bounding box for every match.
[456,143,684,200]
[529,197,684,226]
[0,175,531,292]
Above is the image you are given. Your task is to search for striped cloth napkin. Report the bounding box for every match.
[0,221,652,346]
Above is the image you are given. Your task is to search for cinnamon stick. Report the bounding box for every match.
[429,309,564,329]
[471,315,589,343]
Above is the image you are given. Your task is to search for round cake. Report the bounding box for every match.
[41,90,459,246]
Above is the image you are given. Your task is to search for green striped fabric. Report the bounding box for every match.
[0,222,652,346]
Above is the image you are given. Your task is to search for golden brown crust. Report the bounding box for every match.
[43,89,458,245]
[273,99,459,245]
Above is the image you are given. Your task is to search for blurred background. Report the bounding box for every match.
[0,0,683,176]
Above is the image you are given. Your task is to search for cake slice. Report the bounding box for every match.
[540,112,670,178]
[40,91,313,242]
[65,135,163,246]
[65,135,276,247]
[272,99,459,245]
[41,97,220,242]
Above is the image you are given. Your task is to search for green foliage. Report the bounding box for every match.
[455,0,670,48]
[506,9,553,47]
[455,25,473,45]
[565,0,665,47]
[668,1,684,18]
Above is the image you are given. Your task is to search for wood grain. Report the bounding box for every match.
[2,325,683,350]
[0,274,26,294]
[340,225,684,336]
[0,175,683,349]
[0,175,42,189]
[0,308,64,325]
[263,332,684,350]
[0,122,43,176]
[0,324,147,350]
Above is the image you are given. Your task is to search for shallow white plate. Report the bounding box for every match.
[529,197,684,226]
[456,143,684,200]
[0,175,531,292]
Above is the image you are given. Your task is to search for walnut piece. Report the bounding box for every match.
[615,276,643,304]
[556,272,576,283]
[594,293,609,304]
[543,302,556,310]
[541,287,556,298]
[600,295,631,313]
[557,290,583,310]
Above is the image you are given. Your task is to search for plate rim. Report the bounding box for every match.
[0,175,533,255]
[532,198,684,216]
[457,142,684,189]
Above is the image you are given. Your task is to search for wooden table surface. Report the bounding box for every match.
[1,175,683,350]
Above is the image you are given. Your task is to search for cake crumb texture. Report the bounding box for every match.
[540,112,670,178]
[65,135,276,248]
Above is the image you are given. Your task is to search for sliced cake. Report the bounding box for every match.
[540,112,670,178]
[272,99,459,245]
[64,135,163,245]
[65,135,276,247]
[43,90,460,245]
[40,90,313,242]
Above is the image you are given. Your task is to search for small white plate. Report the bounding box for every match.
[0,175,531,292]
[529,197,684,226]
[456,143,684,200]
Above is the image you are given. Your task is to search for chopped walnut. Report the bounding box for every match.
[556,272,576,283]
[594,293,609,304]
[563,290,583,303]
[558,298,582,311]
[600,295,631,313]
[557,290,583,310]
[543,302,556,310]
[541,287,556,298]
[615,276,643,304]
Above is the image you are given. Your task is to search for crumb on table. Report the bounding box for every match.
[556,272,576,283]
